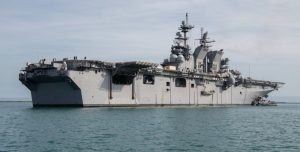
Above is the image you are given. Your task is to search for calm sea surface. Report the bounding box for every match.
[0,101,299,152]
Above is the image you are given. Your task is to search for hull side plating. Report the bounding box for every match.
[28,70,275,107]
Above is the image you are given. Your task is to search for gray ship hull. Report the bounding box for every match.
[27,70,275,107]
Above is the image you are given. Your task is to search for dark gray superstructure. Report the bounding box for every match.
[19,14,284,107]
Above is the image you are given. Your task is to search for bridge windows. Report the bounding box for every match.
[175,78,186,87]
[143,75,155,85]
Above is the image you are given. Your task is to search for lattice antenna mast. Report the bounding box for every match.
[195,27,215,48]
[173,13,194,60]
[179,13,194,48]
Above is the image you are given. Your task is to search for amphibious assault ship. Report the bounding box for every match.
[19,14,284,107]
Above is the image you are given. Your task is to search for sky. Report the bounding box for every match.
[0,0,299,100]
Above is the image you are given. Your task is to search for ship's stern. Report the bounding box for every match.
[19,61,83,107]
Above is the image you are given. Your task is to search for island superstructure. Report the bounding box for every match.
[19,13,284,107]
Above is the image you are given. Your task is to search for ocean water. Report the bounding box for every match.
[0,102,299,152]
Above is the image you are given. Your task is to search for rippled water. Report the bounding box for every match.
[0,101,299,152]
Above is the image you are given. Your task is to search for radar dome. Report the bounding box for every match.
[177,54,185,62]
[170,54,178,62]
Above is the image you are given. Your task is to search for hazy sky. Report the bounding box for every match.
[0,0,299,100]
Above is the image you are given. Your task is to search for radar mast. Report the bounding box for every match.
[171,13,194,60]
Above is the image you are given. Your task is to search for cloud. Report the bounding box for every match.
[0,0,299,98]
